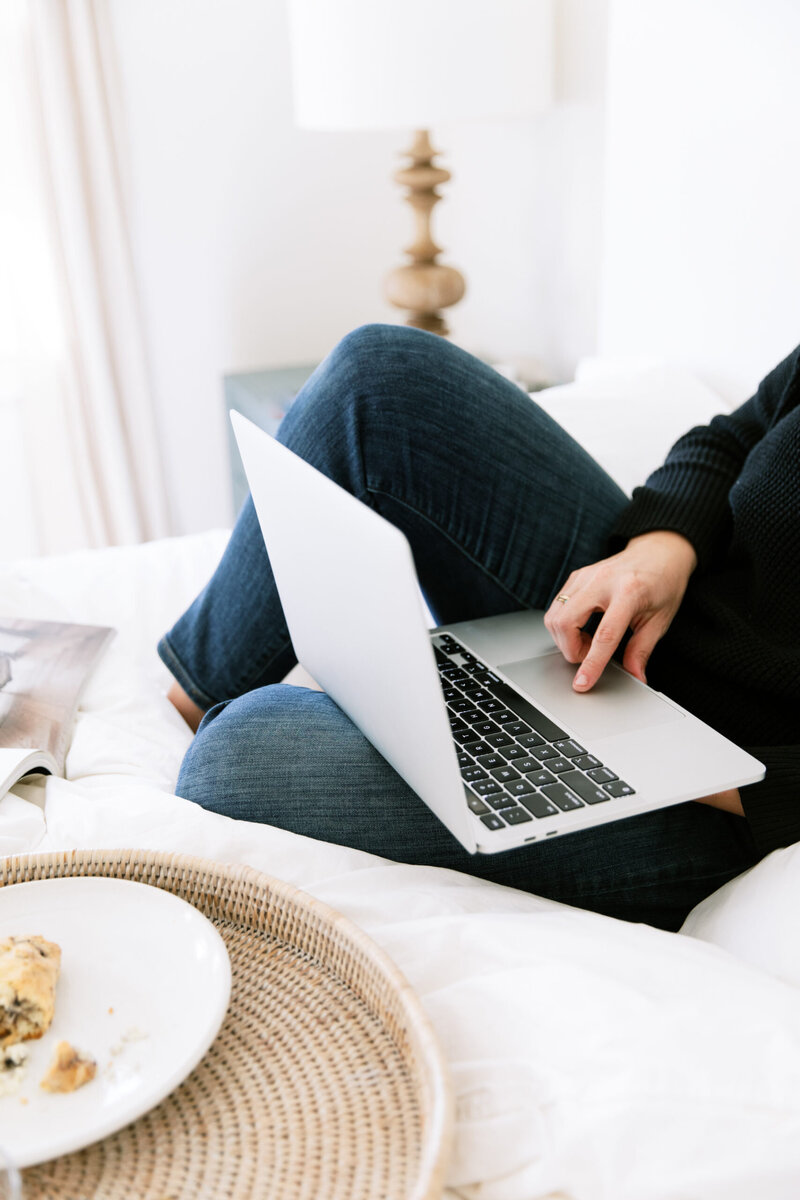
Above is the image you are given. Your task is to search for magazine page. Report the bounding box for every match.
[0,619,115,776]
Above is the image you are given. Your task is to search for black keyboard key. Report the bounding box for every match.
[490,766,521,784]
[573,754,602,771]
[519,793,559,819]
[462,740,491,756]
[486,681,568,741]
[523,768,557,787]
[453,727,479,744]
[478,699,504,714]
[505,778,537,797]
[460,678,482,692]
[471,780,503,796]
[557,770,610,805]
[604,779,635,797]
[541,783,584,811]
[472,720,499,737]
[587,767,618,784]
[531,744,558,760]
[461,766,488,783]
[434,648,449,665]
[480,813,506,831]
[457,752,472,768]
[517,731,546,749]
[475,752,506,770]
[492,710,518,725]
[552,739,586,758]
[514,758,542,775]
[473,670,501,686]
[546,757,574,774]
[485,792,520,810]
[449,717,468,733]
[503,806,533,825]
[503,745,529,761]
[466,794,490,815]
[460,709,488,724]
[441,667,468,682]
[485,732,514,748]
[505,721,532,738]
[448,698,473,713]
[470,690,495,704]
[442,687,462,703]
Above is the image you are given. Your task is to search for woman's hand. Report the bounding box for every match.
[544,530,698,692]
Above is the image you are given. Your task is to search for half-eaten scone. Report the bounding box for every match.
[0,935,62,1048]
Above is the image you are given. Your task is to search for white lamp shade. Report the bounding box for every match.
[287,0,553,131]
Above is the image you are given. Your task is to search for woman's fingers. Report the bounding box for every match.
[571,604,636,691]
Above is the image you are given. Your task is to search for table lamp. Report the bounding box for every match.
[288,0,553,336]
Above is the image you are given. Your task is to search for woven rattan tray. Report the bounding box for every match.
[1,849,452,1200]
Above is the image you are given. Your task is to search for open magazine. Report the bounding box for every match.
[0,618,115,798]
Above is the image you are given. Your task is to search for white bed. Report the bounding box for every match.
[3,365,800,1200]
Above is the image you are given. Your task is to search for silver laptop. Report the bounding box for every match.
[231,411,764,855]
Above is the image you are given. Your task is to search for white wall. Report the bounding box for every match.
[108,0,608,534]
[599,0,800,402]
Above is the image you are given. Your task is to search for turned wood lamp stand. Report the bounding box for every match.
[288,0,554,341]
[385,130,465,337]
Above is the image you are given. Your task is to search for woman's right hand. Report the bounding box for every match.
[543,530,698,692]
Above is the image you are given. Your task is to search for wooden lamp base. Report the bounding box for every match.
[384,129,465,337]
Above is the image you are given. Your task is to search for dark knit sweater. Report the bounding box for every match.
[610,343,800,856]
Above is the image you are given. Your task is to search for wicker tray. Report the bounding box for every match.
[1,849,452,1200]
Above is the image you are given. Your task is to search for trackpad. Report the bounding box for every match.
[499,652,685,741]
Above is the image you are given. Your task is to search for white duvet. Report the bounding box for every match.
[2,367,800,1200]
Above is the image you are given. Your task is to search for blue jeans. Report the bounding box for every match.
[159,324,759,931]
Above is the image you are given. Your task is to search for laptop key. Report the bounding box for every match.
[552,739,586,758]
[461,709,488,724]
[466,794,490,815]
[476,752,506,770]
[505,778,536,797]
[453,728,479,744]
[541,783,584,811]
[449,717,468,732]
[485,792,520,810]
[460,678,482,692]
[477,699,504,714]
[480,813,506,831]
[517,731,546,749]
[490,766,521,784]
[514,757,542,775]
[505,721,532,738]
[518,793,559,819]
[604,779,636,797]
[573,754,602,771]
[587,767,618,784]
[546,757,574,774]
[457,752,472,768]
[503,806,533,825]
[473,720,499,737]
[486,681,568,741]
[471,780,503,796]
[531,744,558,760]
[557,770,610,805]
[485,732,514,748]
[492,710,519,725]
[523,768,557,787]
[448,698,473,713]
[462,740,491,756]
[461,766,488,783]
[503,745,529,761]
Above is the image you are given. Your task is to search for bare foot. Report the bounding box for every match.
[167,679,206,733]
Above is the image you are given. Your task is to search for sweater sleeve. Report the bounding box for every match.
[739,747,800,856]
[610,344,800,567]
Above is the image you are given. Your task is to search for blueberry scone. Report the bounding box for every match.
[40,1040,96,1093]
[0,935,62,1048]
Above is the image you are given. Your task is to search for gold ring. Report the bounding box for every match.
[556,594,570,605]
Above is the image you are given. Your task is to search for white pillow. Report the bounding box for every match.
[536,360,730,496]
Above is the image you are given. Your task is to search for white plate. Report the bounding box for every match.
[0,876,231,1167]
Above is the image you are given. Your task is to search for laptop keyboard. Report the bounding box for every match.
[433,633,635,834]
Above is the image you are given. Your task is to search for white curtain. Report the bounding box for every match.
[0,0,170,558]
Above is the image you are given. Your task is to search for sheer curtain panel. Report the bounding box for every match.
[0,0,170,558]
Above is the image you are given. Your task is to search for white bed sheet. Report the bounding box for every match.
[2,366,800,1200]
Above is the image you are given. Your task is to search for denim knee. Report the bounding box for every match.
[175,684,306,816]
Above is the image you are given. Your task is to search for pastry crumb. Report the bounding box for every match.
[40,1040,97,1093]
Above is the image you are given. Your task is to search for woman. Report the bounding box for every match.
[159,324,800,932]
